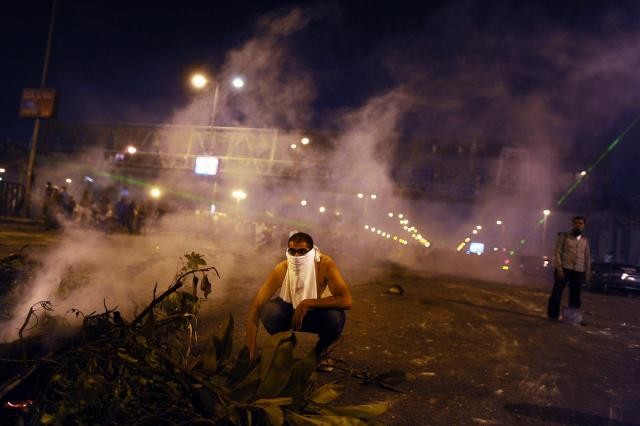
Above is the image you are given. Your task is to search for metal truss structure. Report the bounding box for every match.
[38,120,610,206]
[42,121,337,180]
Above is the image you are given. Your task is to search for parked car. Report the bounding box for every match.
[588,262,640,294]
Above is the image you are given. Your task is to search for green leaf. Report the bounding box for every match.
[231,364,261,402]
[254,397,293,406]
[260,332,296,381]
[40,413,56,424]
[326,402,390,419]
[201,342,218,374]
[286,412,366,425]
[117,348,138,364]
[378,382,404,393]
[260,405,284,425]
[280,348,317,398]
[213,336,223,361]
[257,332,296,398]
[309,383,343,404]
[200,274,212,299]
[219,314,234,362]
[229,346,252,384]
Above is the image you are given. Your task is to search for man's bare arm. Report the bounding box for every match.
[292,258,351,330]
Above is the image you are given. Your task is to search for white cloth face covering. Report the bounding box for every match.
[280,247,319,308]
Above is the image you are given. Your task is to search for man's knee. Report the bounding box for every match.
[320,310,345,335]
[260,299,292,334]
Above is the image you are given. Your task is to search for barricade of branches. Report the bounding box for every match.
[0,252,389,425]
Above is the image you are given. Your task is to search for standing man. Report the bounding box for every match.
[246,232,352,366]
[547,216,591,320]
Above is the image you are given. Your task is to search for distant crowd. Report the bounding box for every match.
[41,181,165,234]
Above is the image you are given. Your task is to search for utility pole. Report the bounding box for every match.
[24,0,56,217]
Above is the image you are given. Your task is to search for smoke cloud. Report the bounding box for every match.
[4,2,640,340]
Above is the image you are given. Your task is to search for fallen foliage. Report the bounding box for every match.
[0,252,390,425]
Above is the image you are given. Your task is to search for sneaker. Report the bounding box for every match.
[316,357,335,372]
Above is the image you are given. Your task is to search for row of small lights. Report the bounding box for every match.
[297,191,425,247]
[362,207,431,248]
[393,212,431,247]
[363,224,409,245]
[355,190,432,248]
[456,210,551,253]
[456,223,494,252]
[299,199,341,216]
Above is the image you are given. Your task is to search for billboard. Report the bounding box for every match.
[469,242,485,255]
[19,88,56,118]
[195,156,219,176]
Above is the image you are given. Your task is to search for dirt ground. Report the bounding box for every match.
[202,264,640,426]
[1,222,640,425]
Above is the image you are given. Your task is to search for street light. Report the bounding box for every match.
[496,220,505,248]
[231,190,247,200]
[232,77,245,88]
[542,209,551,254]
[356,192,376,214]
[150,187,162,199]
[300,137,310,145]
[191,73,207,89]
[231,189,247,210]
[191,72,245,127]
[126,145,137,154]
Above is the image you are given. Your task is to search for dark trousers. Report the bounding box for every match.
[260,297,345,357]
[547,268,584,319]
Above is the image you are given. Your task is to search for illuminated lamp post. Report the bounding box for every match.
[191,72,245,126]
[149,187,162,199]
[496,219,505,249]
[231,189,247,211]
[542,210,551,253]
[356,192,376,215]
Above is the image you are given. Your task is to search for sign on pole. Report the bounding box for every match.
[19,88,56,118]
[195,156,219,176]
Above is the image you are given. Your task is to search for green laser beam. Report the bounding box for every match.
[556,112,640,207]
[92,170,316,229]
[515,111,640,253]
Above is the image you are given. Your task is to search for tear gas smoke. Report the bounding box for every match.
[5,4,640,340]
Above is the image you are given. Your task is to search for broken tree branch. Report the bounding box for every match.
[130,266,219,328]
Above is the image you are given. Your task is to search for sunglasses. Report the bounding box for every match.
[287,247,312,256]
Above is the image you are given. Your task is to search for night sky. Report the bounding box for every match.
[2,0,640,196]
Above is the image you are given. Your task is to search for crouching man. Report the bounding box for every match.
[245,232,352,366]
